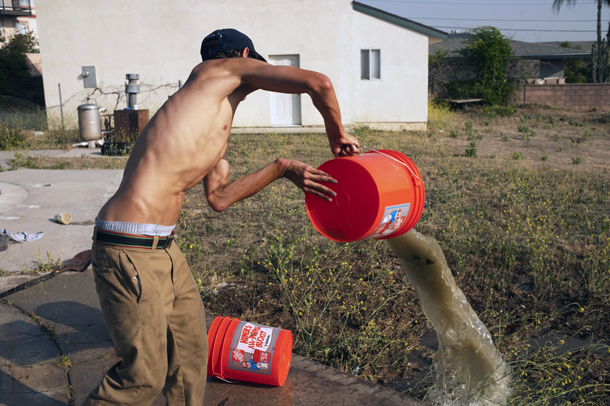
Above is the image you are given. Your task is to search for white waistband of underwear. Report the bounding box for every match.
[95,219,175,237]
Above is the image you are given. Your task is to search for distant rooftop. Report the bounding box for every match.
[352,1,448,42]
[535,41,595,53]
[430,33,591,59]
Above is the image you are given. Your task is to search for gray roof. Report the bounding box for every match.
[536,41,595,53]
[429,33,470,56]
[352,1,448,41]
[430,33,590,59]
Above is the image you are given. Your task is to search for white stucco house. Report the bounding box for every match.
[36,0,446,131]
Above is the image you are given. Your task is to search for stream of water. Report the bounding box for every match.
[386,229,511,405]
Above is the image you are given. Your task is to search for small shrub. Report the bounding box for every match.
[449,130,459,138]
[483,119,491,126]
[541,155,548,161]
[51,162,71,170]
[572,157,583,164]
[568,118,584,127]
[0,114,31,150]
[463,120,473,133]
[582,129,590,140]
[550,116,559,127]
[481,106,497,118]
[465,142,477,157]
[554,133,562,141]
[9,152,41,168]
[481,105,515,118]
[599,112,610,123]
[517,124,529,133]
[467,130,484,141]
[427,99,456,130]
[512,151,525,160]
[0,126,27,150]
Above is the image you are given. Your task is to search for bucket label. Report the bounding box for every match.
[228,321,281,375]
[367,203,411,239]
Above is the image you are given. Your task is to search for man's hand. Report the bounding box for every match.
[280,159,337,201]
[329,131,360,157]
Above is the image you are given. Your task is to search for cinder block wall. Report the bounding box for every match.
[517,84,610,110]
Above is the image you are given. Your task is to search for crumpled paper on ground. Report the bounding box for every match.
[0,228,44,243]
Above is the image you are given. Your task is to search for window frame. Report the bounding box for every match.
[360,49,381,80]
[15,21,29,35]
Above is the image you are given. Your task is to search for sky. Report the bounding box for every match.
[357,0,610,43]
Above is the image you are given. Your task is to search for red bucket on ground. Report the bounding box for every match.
[207,316,293,386]
[305,149,425,243]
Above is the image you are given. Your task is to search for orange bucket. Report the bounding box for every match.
[207,316,293,386]
[305,149,425,242]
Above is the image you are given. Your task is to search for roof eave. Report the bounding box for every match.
[352,1,448,41]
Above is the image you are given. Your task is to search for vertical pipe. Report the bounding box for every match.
[129,94,137,110]
[58,83,65,132]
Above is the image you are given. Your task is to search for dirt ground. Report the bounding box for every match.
[437,105,610,172]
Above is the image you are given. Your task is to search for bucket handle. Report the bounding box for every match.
[360,146,420,181]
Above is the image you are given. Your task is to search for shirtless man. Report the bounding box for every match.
[84,28,359,406]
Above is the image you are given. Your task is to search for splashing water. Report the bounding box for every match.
[386,229,511,405]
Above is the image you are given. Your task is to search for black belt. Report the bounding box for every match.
[95,229,174,249]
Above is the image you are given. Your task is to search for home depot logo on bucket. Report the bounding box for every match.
[305,149,425,243]
[207,316,293,386]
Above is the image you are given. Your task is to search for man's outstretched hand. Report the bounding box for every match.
[280,159,338,201]
[329,132,360,157]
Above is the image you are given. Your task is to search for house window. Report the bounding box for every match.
[361,49,380,80]
[19,0,31,7]
[16,22,28,35]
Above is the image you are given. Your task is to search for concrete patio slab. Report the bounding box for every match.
[0,168,122,281]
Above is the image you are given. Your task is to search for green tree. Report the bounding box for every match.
[428,48,451,96]
[0,32,43,105]
[449,26,518,105]
[553,0,610,82]
[558,41,590,83]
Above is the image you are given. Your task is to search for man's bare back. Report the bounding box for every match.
[97,50,359,227]
[87,28,361,406]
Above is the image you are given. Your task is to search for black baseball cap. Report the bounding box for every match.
[200,28,267,62]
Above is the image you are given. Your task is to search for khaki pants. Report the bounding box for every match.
[83,234,208,406]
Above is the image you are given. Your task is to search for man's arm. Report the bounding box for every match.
[203,155,337,212]
[238,61,360,157]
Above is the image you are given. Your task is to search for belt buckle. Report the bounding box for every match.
[161,234,174,249]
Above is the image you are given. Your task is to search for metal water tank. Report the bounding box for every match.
[77,103,102,142]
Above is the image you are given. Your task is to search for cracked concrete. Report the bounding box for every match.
[0,167,123,293]
[0,301,70,406]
